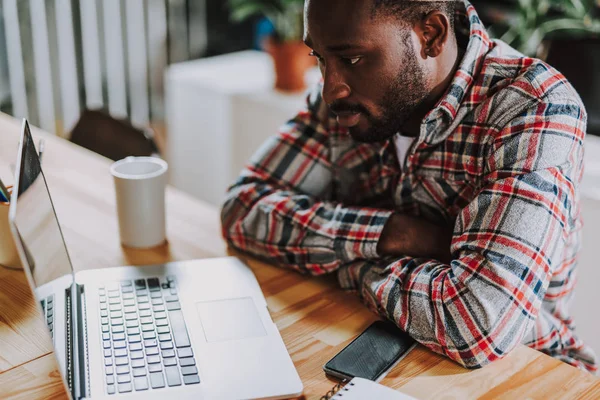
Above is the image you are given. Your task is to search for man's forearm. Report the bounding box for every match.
[377,213,453,263]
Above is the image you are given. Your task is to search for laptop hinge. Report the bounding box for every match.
[67,283,89,399]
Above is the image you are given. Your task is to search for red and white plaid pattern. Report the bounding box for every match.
[221,1,597,372]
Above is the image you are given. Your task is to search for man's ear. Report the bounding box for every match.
[415,10,450,58]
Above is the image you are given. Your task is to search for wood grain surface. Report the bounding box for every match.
[0,112,598,399]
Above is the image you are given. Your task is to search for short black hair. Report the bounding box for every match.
[372,1,457,31]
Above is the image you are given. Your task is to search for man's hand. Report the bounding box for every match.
[377,213,453,263]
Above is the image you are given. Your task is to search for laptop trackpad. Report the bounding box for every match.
[196,297,267,342]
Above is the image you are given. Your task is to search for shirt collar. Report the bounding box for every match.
[420,0,493,145]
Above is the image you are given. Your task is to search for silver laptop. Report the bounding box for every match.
[9,119,303,399]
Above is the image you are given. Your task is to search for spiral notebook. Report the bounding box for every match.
[320,377,418,400]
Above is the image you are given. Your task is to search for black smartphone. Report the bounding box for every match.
[323,321,417,382]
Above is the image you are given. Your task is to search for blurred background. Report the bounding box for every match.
[0,0,599,369]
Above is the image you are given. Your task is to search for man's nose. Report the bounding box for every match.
[322,67,351,105]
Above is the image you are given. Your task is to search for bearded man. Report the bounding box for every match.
[221,0,597,372]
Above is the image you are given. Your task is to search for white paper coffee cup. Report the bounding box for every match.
[110,157,168,248]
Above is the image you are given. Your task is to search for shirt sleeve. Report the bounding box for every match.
[337,98,586,369]
[220,86,392,275]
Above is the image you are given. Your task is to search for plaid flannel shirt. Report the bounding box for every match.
[221,0,597,372]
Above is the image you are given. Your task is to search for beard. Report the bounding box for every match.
[348,39,430,144]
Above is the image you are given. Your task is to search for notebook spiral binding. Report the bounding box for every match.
[320,379,349,400]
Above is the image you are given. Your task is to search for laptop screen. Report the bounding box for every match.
[10,120,74,287]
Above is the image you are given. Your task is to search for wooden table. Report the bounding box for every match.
[0,113,598,400]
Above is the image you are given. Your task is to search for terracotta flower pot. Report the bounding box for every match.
[265,38,316,92]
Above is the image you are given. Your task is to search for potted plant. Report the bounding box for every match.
[228,0,315,92]
[491,0,600,135]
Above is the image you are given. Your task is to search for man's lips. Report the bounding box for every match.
[335,111,361,128]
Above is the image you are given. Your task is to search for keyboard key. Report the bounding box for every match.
[47,316,53,325]
[153,304,165,312]
[121,280,132,287]
[150,291,162,299]
[183,374,200,385]
[100,303,108,310]
[170,288,178,295]
[166,302,181,311]
[108,290,120,298]
[165,366,181,386]
[158,333,172,342]
[132,367,146,377]
[104,349,112,357]
[137,296,149,303]
[179,358,196,367]
[181,366,198,376]
[101,317,109,325]
[110,311,122,319]
[129,335,141,343]
[138,303,151,310]
[155,311,167,319]
[127,327,140,336]
[123,299,135,307]
[112,325,125,333]
[113,341,127,349]
[151,298,163,306]
[109,298,120,305]
[118,382,132,393]
[121,286,133,293]
[148,363,163,373]
[102,333,110,341]
[107,384,115,395]
[147,278,160,291]
[136,289,148,296]
[146,347,159,356]
[117,374,131,384]
[104,358,113,366]
[168,310,191,348]
[105,366,114,375]
[103,341,111,349]
[116,365,130,375]
[111,318,124,326]
[131,359,145,368]
[106,375,115,385]
[139,309,152,318]
[161,282,170,290]
[157,326,170,335]
[134,376,149,391]
[100,310,108,318]
[114,348,127,358]
[162,349,175,358]
[130,350,144,359]
[107,283,119,291]
[160,341,174,350]
[147,355,161,364]
[140,317,153,325]
[109,303,122,311]
[115,357,128,366]
[125,313,138,321]
[144,339,158,348]
[177,348,193,358]
[163,357,177,367]
[149,372,166,388]
[122,292,134,300]
[141,324,154,332]
[129,342,143,351]
[126,320,138,328]
[164,295,179,303]
[123,306,136,314]
[134,279,146,289]
[113,333,125,341]
[143,331,156,340]
[156,319,169,327]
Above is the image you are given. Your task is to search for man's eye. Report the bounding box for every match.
[344,57,362,65]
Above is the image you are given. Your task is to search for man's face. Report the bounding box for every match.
[304,0,432,143]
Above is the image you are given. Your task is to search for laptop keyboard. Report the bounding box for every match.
[40,294,55,341]
[99,276,200,395]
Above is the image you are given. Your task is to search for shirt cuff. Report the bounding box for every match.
[334,209,393,262]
